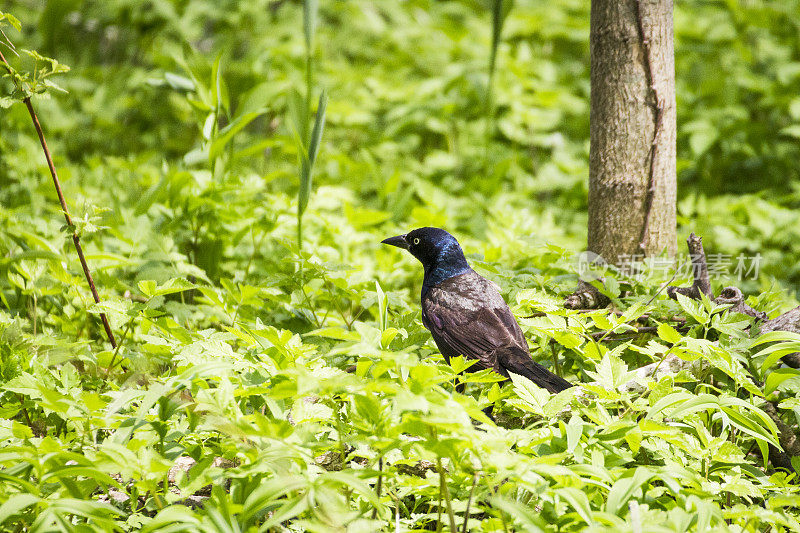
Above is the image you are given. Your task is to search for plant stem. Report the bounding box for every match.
[297,211,303,252]
[298,0,314,252]
[106,317,136,375]
[323,275,350,329]
[31,294,37,335]
[371,457,383,519]
[306,45,313,124]
[389,492,401,532]
[0,48,116,349]
[550,343,561,377]
[299,283,321,327]
[485,0,505,154]
[335,400,347,464]
[435,483,443,533]
[461,473,478,533]
[16,394,32,428]
[487,481,509,533]
[437,458,457,533]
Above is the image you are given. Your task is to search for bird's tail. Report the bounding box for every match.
[503,353,573,394]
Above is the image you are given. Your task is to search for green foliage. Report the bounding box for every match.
[0,12,69,106]
[0,0,799,531]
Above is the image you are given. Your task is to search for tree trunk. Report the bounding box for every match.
[588,0,676,266]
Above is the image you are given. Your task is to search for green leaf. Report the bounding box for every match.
[590,352,630,390]
[375,280,387,331]
[489,0,514,76]
[287,87,308,147]
[601,276,621,299]
[491,496,547,532]
[0,493,40,523]
[779,124,800,139]
[241,476,306,524]
[138,278,195,298]
[210,53,226,114]
[443,355,472,374]
[552,330,582,349]
[751,330,800,347]
[646,391,693,419]
[544,386,576,418]
[667,394,722,419]
[675,293,709,324]
[685,119,718,155]
[259,495,309,531]
[298,90,328,216]
[657,323,683,344]
[304,327,360,341]
[765,368,800,395]
[557,486,594,526]
[509,371,549,416]
[606,467,654,516]
[209,108,269,161]
[164,72,195,92]
[0,11,22,32]
[142,506,201,532]
[565,415,582,453]
[751,331,800,372]
[322,471,383,508]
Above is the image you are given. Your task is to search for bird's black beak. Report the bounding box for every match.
[381,234,409,250]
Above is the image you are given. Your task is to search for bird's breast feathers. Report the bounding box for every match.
[425,270,507,312]
[420,269,528,371]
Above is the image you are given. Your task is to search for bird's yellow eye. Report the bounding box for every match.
[413,238,420,245]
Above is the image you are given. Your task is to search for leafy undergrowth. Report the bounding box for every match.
[1,186,800,531]
[2,0,800,531]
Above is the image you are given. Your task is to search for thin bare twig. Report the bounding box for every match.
[0,27,19,56]
[0,48,116,348]
[589,324,690,341]
[525,309,687,325]
[587,308,693,344]
[587,270,683,343]
[643,268,678,307]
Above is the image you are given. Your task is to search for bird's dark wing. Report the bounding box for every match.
[422,271,572,393]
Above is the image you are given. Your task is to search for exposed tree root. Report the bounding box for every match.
[665,233,712,300]
[667,233,799,360]
[564,279,611,310]
[667,232,800,473]
[760,306,800,368]
[760,401,800,473]
[621,353,706,394]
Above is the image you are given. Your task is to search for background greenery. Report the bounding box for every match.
[1,0,799,531]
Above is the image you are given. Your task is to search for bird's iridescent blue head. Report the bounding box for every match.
[382,227,471,287]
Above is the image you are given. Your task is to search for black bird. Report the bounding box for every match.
[382,227,572,394]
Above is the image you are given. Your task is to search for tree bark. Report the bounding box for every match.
[588,0,677,265]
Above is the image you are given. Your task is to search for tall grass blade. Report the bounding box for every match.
[298,90,327,217]
[297,89,327,246]
[485,0,513,149]
[306,91,327,174]
[303,0,319,52]
[303,0,319,118]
